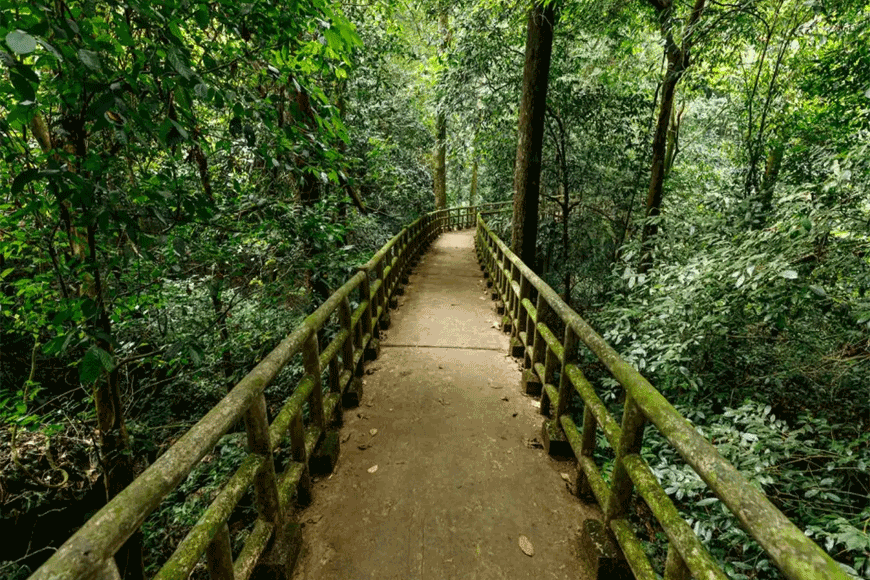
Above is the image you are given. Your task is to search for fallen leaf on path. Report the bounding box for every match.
[340,433,351,443]
[501,396,509,401]
[437,398,450,406]
[358,443,371,450]
[306,514,323,524]
[561,473,571,482]
[367,465,378,473]
[369,428,378,436]
[490,385,502,389]
[518,535,534,557]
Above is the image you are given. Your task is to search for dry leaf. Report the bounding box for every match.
[367,465,378,473]
[560,473,571,482]
[369,428,378,436]
[518,535,534,557]
[340,432,351,443]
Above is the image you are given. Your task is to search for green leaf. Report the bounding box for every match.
[9,69,36,102]
[195,5,210,28]
[6,30,37,54]
[95,347,114,372]
[77,49,101,71]
[779,270,798,280]
[80,347,104,383]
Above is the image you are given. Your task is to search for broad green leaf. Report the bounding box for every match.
[779,270,798,280]
[77,49,101,70]
[80,347,104,383]
[6,30,37,54]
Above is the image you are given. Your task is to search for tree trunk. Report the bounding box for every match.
[637,0,706,274]
[434,112,447,209]
[638,55,680,274]
[87,222,143,580]
[433,8,450,210]
[470,153,478,204]
[510,0,557,270]
[755,142,784,227]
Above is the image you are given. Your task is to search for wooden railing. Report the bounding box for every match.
[475,214,847,580]
[28,204,504,580]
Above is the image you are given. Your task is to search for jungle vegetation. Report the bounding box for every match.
[1,0,868,577]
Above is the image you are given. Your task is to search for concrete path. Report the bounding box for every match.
[292,230,594,580]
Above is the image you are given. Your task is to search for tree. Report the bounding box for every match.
[510,0,558,269]
[433,4,451,210]
[637,0,707,273]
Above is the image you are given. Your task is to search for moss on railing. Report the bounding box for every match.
[28,204,500,580]
[475,213,848,580]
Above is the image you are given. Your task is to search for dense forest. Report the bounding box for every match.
[1,0,868,578]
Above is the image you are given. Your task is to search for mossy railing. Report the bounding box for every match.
[28,204,504,580]
[475,214,848,580]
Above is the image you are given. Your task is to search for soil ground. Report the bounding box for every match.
[292,230,595,580]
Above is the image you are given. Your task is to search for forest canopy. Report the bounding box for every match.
[1,0,868,578]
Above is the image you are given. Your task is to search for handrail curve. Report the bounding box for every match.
[474,213,847,580]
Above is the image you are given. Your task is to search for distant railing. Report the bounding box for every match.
[28,204,504,580]
[475,214,847,580]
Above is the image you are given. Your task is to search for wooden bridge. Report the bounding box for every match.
[29,206,847,580]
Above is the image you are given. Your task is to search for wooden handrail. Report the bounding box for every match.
[475,213,848,580]
[28,204,506,580]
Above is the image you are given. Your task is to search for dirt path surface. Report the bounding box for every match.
[292,230,595,580]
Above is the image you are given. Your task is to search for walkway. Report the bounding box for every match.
[292,230,594,580]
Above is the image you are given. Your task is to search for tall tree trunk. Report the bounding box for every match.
[637,0,706,274]
[470,152,478,204]
[638,54,680,274]
[755,142,784,227]
[561,183,571,307]
[433,7,450,210]
[87,221,142,580]
[510,0,557,270]
[434,112,447,209]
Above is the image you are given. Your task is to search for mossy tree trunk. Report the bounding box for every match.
[510,0,558,271]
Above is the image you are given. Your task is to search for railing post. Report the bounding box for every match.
[303,333,325,432]
[206,523,234,580]
[523,294,548,393]
[664,544,691,580]
[290,412,312,505]
[604,394,646,524]
[376,259,390,329]
[340,296,356,377]
[97,559,122,580]
[358,267,377,361]
[243,392,283,526]
[340,295,364,406]
[555,326,577,420]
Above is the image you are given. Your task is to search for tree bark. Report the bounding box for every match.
[637,0,706,274]
[755,142,784,226]
[638,55,680,273]
[433,7,450,210]
[510,0,557,270]
[470,152,478,204]
[434,112,447,209]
